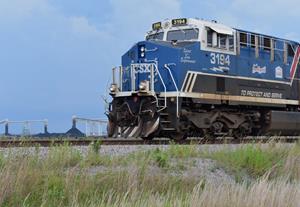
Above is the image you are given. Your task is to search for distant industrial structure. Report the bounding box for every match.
[0,116,107,138]
[67,116,108,137]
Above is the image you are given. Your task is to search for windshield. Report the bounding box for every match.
[167,28,199,41]
[146,32,164,41]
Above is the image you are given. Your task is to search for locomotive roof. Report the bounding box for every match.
[150,18,299,45]
[236,28,299,45]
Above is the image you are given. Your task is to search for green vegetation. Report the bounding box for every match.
[0,142,298,206]
[201,143,300,180]
[167,144,199,158]
[151,148,169,168]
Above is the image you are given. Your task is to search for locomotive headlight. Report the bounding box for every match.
[109,84,118,93]
[139,45,146,58]
[139,80,149,92]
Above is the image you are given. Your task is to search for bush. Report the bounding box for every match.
[91,140,102,154]
[0,153,4,169]
[151,148,169,168]
[46,144,82,169]
[167,144,199,158]
[207,144,288,178]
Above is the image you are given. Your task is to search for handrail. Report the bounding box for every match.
[119,66,123,92]
[153,61,167,111]
[111,66,123,92]
[164,63,179,117]
[130,64,135,92]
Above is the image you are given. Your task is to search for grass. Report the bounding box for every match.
[0,142,298,206]
[201,142,300,181]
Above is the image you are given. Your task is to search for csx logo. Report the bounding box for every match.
[134,68,151,74]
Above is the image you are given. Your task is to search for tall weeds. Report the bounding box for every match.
[0,143,298,206]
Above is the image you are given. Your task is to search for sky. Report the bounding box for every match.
[0,0,299,133]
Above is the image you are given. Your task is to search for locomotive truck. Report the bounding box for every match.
[107,18,300,140]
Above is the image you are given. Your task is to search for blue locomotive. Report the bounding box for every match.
[107,18,300,139]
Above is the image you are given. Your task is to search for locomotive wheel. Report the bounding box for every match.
[190,128,204,138]
[203,129,215,140]
[210,121,228,137]
[107,120,118,138]
[232,122,252,139]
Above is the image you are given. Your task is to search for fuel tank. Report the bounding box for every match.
[267,111,300,135]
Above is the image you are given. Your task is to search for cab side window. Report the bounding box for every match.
[206,28,234,52]
[288,44,295,57]
[263,37,271,51]
[239,33,247,47]
[207,29,213,47]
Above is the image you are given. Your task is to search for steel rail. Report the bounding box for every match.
[0,137,298,148]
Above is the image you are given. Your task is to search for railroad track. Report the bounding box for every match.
[0,137,298,148]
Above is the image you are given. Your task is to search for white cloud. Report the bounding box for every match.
[107,0,181,50]
[110,0,181,24]
[183,0,300,42]
[229,0,300,41]
[0,0,53,22]
[70,16,112,39]
[109,0,181,32]
[0,0,180,131]
[284,32,300,42]
[232,0,300,18]
[0,0,181,44]
[0,0,110,39]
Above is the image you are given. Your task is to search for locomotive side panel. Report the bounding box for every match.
[191,73,296,106]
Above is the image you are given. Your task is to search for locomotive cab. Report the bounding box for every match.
[146,19,200,43]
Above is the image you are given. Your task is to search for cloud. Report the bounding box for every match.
[70,16,110,39]
[0,0,112,131]
[0,0,183,131]
[0,0,53,23]
[284,32,300,42]
[181,0,300,41]
[110,0,181,24]
[108,0,181,47]
[231,0,300,18]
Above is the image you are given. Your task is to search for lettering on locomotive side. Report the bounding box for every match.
[210,53,230,66]
[134,66,151,74]
[241,89,283,99]
[181,48,196,64]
